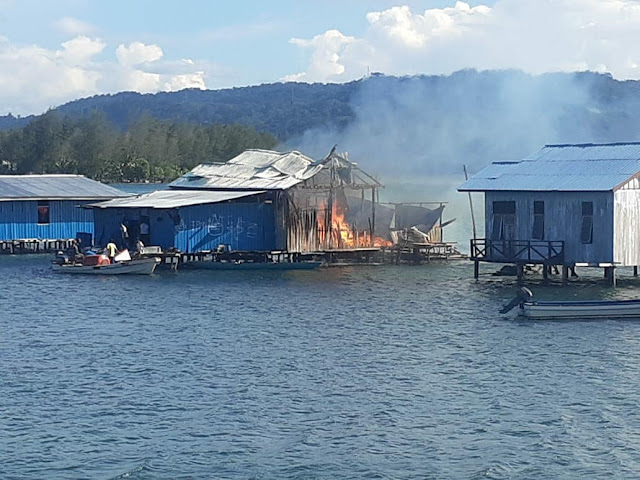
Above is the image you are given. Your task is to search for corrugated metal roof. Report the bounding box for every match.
[0,174,128,200]
[88,189,263,209]
[169,149,325,191]
[459,143,640,192]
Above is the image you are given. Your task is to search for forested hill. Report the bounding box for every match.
[0,82,356,140]
[4,70,640,178]
[3,71,640,145]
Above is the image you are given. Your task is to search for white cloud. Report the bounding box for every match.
[59,36,106,64]
[164,71,206,91]
[53,17,96,36]
[284,30,358,82]
[285,0,640,82]
[0,36,210,115]
[116,41,163,67]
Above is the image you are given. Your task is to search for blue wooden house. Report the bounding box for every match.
[458,142,640,283]
[90,149,383,254]
[90,189,276,252]
[0,174,126,243]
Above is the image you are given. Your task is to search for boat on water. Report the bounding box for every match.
[52,257,160,275]
[52,249,160,275]
[501,287,640,320]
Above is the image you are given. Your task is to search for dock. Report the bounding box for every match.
[147,243,466,270]
[0,238,77,254]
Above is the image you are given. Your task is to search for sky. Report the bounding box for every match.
[2,0,640,115]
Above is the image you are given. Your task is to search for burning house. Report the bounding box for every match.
[89,148,456,261]
[168,148,388,253]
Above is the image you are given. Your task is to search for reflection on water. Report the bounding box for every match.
[3,256,640,478]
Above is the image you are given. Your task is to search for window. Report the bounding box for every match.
[581,201,593,244]
[532,201,544,240]
[492,201,516,240]
[37,201,50,224]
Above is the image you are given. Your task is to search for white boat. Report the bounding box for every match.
[52,257,160,275]
[501,287,640,319]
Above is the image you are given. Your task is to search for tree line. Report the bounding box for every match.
[0,111,278,182]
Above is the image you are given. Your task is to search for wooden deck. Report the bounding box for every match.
[470,239,565,264]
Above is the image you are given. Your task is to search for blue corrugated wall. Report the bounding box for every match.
[93,202,276,252]
[174,202,275,252]
[0,200,94,240]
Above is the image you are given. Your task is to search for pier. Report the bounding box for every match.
[148,243,466,270]
[0,238,77,254]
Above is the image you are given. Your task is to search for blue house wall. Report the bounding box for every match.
[484,191,614,265]
[0,200,94,241]
[93,201,277,252]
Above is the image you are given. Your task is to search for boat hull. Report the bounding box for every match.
[52,258,160,275]
[520,299,640,320]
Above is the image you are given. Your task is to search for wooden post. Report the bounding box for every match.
[516,264,524,285]
[634,266,638,277]
[562,265,569,286]
[326,189,333,250]
[542,264,549,283]
[605,266,617,287]
[474,260,479,279]
[463,165,477,241]
[371,187,376,247]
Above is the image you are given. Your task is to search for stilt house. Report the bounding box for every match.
[0,174,126,243]
[458,142,640,277]
[90,149,385,253]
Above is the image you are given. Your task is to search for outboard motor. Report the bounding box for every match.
[500,287,534,314]
[53,250,68,265]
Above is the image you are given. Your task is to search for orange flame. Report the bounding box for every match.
[319,203,392,248]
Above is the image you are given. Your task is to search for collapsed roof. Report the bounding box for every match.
[169,149,382,191]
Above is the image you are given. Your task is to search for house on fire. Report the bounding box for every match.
[458,142,640,283]
[0,174,126,244]
[89,149,386,253]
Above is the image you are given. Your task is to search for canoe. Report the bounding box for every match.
[520,299,640,319]
[52,257,160,275]
[501,287,640,319]
[182,260,323,271]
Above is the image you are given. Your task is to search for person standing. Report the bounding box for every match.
[106,240,118,264]
[120,221,129,249]
[139,218,150,245]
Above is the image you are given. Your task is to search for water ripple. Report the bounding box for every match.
[3,257,640,478]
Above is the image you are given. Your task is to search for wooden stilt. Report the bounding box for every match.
[634,266,638,277]
[562,265,569,286]
[474,260,479,279]
[542,264,549,283]
[516,264,524,285]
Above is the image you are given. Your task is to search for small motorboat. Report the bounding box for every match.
[52,249,160,275]
[501,287,640,320]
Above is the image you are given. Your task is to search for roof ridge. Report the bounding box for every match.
[545,142,640,148]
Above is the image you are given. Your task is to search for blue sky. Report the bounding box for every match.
[0,0,638,115]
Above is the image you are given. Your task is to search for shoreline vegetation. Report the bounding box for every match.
[0,111,278,183]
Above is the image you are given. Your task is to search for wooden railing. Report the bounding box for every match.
[470,239,564,264]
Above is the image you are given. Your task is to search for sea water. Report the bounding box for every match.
[3,256,640,478]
